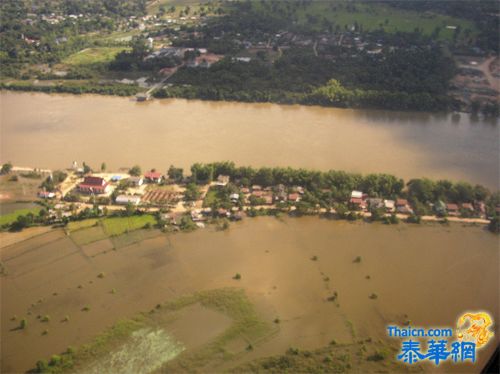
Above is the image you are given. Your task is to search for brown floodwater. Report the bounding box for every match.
[1,218,498,373]
[0,91,498,188]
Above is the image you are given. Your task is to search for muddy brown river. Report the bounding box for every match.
[0,91,498,188]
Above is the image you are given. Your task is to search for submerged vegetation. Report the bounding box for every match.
[31,288,272,373]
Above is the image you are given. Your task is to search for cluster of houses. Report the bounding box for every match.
[348,190,489,218]
[36,169,496,221]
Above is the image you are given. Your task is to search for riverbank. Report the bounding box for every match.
[2,82,495,116]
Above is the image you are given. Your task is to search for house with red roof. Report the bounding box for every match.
[144,171,163,184]
[78,176,109,194]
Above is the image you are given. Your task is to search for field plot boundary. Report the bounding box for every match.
[30,288,275,373]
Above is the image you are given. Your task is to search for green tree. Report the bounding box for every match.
[184,183,201,201]
[167,165,183,183]
[1,162,13,174]
[129,165,141,176]
[100,162,106,172]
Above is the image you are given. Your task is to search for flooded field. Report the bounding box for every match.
[1,218,498,373]
[1,91,499,188]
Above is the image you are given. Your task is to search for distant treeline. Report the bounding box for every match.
[0,82,141,96]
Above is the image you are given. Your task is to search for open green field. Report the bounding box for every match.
[0,207,41,226]
[67,219,99,232]
[253,1,477,41]
[101,215,156,236]
[63,47,130,66]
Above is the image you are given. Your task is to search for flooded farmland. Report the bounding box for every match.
[0,91,499,188]
[1,218,498,373]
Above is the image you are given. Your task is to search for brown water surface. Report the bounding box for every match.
[1,92,498,188]
[1,218,498,373]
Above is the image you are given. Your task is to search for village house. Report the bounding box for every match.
[251,190,264,198]
[38,191,56,199]
[288,193,301,203]
[78,176,109,194]
[217,208,230,217]
[368,198,384,210]
[446,203,460,216]
[349,197,367,211]
[115,195,141,206]
[351,190,363,199]
[461,203,474,212]
[251,185,262,191]
[215,175,230,187]
[230,193,240,203]
[240,187,250,194]
[262,194,274,205]
[128,176,144,187]
[144,171,163,184]
[384,199,395,213]
[396,199,413,215]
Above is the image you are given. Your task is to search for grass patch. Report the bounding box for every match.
[0,207,41,226]
[63,47,130,66]
[101,215,156,237]
[67,219,99,232]
[253,1,477,41]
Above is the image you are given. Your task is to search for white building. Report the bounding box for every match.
[115,195,141,205]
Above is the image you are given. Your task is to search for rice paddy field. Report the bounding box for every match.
[1,217,498,373]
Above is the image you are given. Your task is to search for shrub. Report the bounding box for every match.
[353,256,362,263]
[20,318,27,329]
[41,315,50,322]
[369,293,378,299]
[233,273,241,280]
[310,255,318,261]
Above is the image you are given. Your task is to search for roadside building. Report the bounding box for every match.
[78,176,109,194]
[396,199,413,214]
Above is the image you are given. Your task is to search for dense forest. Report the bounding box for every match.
[156,46,456,110]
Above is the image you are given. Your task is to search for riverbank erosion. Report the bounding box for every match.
[1,218,498,373]
[0,92,498,188]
